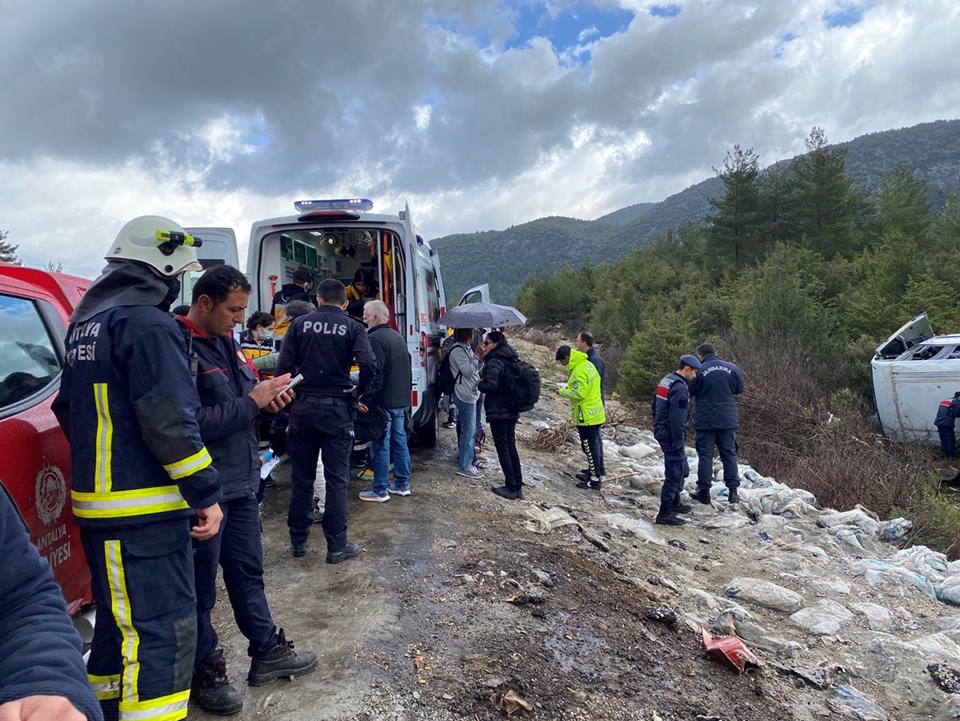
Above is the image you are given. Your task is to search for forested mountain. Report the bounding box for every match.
[433,119,960,302]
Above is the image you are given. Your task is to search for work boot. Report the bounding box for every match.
[655,513,687,526]
[326,540,362,564]
[575,469,591,483]
[673,500,693,514]
[690,489,711,505]
[727,489,740,504]
[247,629,318,687]
[191,648,243,715]
[291,539,308,558]
[491,486,520,500]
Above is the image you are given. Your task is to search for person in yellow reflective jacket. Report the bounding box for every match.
[555,345,606,490]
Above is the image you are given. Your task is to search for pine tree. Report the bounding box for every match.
[757,162,795,249]
[790,127,859,258]
[0,229,19,264]
[875,164,932,240]
[706,145,761,265]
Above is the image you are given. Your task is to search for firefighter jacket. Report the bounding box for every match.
[179,317,261,501]
[53,306,220,529]
[690,353,744,431]
[652,372,690,460]
[557,349,605,427]
[935,398,960,428]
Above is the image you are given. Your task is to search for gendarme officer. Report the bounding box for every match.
[652,354,700,526]
[276,279,380,562]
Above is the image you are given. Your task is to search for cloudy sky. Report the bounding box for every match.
[1,0,958,276]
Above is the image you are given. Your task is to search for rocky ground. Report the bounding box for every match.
[194,338,960,721]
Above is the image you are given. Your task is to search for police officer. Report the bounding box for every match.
[652,355,701,526]
[178,265,317,715]
[52,216,223,721]
[935,391,960,458]
[276,278,380,561]
[690,343,745,506]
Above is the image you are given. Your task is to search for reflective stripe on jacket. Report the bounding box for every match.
[53,306,220,528]
[652,372,690,458]
[558,349,605,426]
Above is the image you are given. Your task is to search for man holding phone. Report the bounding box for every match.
[178,265,317,715]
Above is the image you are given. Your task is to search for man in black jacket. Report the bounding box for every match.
[0,486,102,721]
[179,266,317,714]
[690,343,745,506]
[276,279,381,562]
[270,267,316,338]
[359,300,413,502]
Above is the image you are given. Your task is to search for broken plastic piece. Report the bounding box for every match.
[700,628,761,673]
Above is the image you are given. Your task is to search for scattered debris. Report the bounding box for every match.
[492,688,533,715]
[701,629,762,673]
[928,663,960,694]
[725,577,804,613]
[643,606,678,625]
[523,506,581,534]
[828,685,888,720]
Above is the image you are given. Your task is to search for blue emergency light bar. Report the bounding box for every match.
[294,198,374,213]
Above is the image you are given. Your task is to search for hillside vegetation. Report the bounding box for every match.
[518,127,960,554]
[434,119,960,302]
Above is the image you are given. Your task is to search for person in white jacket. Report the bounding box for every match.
[449,327,483,479]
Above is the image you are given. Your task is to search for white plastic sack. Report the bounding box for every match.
[789,600,853,635]
[599,513,667,546]
[725,577,804,613]
[850,602,897,632]
[618,442,657,461]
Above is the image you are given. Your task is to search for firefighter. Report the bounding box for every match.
[652,355,701,526]
[935,391,960,458]
[276,279,381,561]
[53,216,223,721]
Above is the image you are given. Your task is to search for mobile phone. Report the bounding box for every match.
[277,373,303,397]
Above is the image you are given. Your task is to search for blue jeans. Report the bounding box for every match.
[370,407,412,494]
[454,396,477,471]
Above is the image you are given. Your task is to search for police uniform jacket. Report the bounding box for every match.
[53,307,220,530]
[178,317,261,501]
[652,372,691,460]
[0,486,103,721]
[366,323,412,410]
[275,304,381,400]
[690,353,744,431]
[935,398,960,428]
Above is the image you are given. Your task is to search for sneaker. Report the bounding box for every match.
[727,489,741,504]
[326,540,362,564]
[491,485,520,501]
[442,420,457,429]
[387,484,411,496]
[192,648,243,715]
[358,468,374,481]
[655,514,688,526]
[247,629,318,687]
[472,459,487,471]
[457,466,484,479]
[691,490,711,505]
[576,477,602,490]
[291,540,308,558]
[575,469,591,483]
[359,490,390,503]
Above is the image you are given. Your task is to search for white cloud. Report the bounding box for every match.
[0,0,958,277]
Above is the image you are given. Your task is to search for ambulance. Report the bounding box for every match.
[196,199,448,446]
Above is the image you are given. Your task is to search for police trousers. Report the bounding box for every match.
[194,492,278,664]
[81,519,196,721]
[577,424,605,478]
[940,426,957,457]
[661,455,690,509]
[695,429,740,491]
[287,398,354,552]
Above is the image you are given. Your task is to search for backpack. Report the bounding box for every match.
[500,358,541,413]
[436,346,464,396]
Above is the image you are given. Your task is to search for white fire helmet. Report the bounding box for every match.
[105,215,203,277]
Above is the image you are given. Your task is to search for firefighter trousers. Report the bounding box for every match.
[80,518,196,721]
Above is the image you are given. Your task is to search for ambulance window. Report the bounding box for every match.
[0,294,63,413]
[422,267,440,322]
